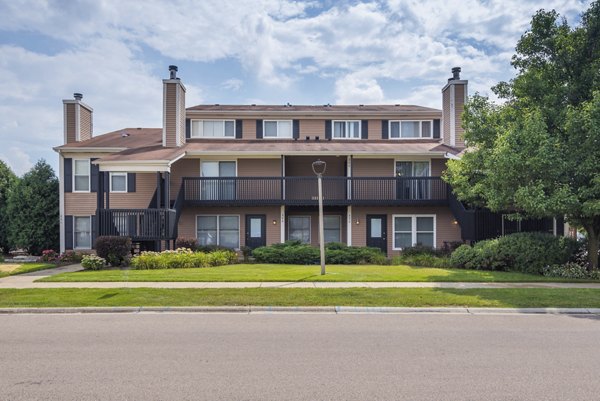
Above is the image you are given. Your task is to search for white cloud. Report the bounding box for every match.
[222,78,244,91]
[0,146,33,176]
[335,74,385,104]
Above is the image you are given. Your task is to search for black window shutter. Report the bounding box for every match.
[382,120,389,139]
[293,120,300,139]
[65,215,73,250]
[325,120,332,139]
[91,214,97,248]
[236,120,243,139]
[185,118,191,139]
[361,120,368,139]
[90,159,99,193]
[256,120,263,139]
[127,173,136,192]
[433,119,441,139]
[64,158,72,192]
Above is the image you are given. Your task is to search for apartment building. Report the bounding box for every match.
[54,66,560,254]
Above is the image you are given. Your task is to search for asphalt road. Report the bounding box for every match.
[1,312,600,401]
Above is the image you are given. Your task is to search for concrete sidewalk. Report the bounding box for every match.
[1,264,600,289]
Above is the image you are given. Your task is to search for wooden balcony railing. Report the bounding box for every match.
[97,208,177,240]
[182,176,449,206]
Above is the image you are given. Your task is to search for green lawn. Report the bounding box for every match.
[1,288,600,308]
[38,263,595,283]
[0,263,55,279]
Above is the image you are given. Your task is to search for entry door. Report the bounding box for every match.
[366,215,387,255]
[245,215,266,249]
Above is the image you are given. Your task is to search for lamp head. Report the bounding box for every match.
[312,159,327,176]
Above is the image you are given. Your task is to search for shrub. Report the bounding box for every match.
[94,236,132,267]
[392,254,451,268]
[240,246,252,262]
[450,232,579,274]
[326,246,387,265]
[0,254,3,263]
[542,262,591,280]
[252,241,387,265]
[40,249,58,263]
[401,245,441,257]
[57,250,85,264]
[440,241,464,256]
[81,255,106,270]
[130,248,237,269]
[196,244,232,253]
[176,237,198,251]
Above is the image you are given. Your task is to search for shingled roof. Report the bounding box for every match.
[187,104,441,113]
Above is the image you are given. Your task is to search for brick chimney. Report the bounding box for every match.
[62,93,93,144]
[163,65,186,147]
[441,67,468,147]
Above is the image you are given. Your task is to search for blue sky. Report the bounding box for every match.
[0,0,591,175]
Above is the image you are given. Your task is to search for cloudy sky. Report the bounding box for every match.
[0,0,591,175]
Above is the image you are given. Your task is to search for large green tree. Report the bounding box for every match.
[6,160,59,255]
[0,160,17,254]
[445,3,600,270]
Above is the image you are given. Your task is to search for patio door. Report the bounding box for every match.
[366,215,387,255]
[245,215,266,249]
[201,161,236,200]
[396,161,430,200]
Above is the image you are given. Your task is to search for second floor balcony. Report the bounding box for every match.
[181,176,449,206]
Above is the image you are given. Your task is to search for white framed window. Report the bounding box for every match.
[324,215,341,243]
[74,216,92,249]
[393,215,436,250]
[333,120,361,139]
[389,120,433,139]
[264,120,292,138]
[191,120,235,138]
[73,159,90,192]
[196,215,240,249]
[110,172,127,193]
[288,216,311,244]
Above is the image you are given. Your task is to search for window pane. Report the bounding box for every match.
[395,217,411,232]
[349,122,360,138]
[201,162,219,177]
[324,230,340,243]
[75,232,91,249]
[416,233,434,247]
[74,217,91,249]
[219,230,239,248]
[250,218,262,238]
[395,233,412,249]
[75,176,89,191]
[289,217,310,243]
[370,219,382,238]
[289,217,309,230]
[192,121,202,137]
[202,121,215,137]
[224,121,235,137]
[219,216,238,230]
[401,121,420,138]
[75,216,91,231]
[198,216,217,230]
[197,230,217,246]
[74,160,89,175]
[111,175,126,192]
[323,216,340,230]
[219,162,236,177]
[278,121,292,137]
[416,217,434,231]
[390,122,400,138]
[264,121,278,137]
[421,121,432,137]
[333,122,344,138]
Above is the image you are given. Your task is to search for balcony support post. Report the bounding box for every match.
[280,205,285,243]
[156,172,162,209]
[347,205,352,246]
[104,172,110,209]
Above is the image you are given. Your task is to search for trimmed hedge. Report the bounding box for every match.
[81,255,106,270]
[95,236,132,266]
[130,248,237,269]
[450,232,579,274]
[251,241,387,265]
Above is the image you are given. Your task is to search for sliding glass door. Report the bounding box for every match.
[396,161,430,200]
[201,161,236,200]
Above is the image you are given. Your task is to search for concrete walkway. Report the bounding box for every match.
[1,264,600,289]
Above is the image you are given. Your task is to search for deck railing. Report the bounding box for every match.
[97,208,176,240]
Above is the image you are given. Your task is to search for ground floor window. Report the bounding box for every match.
[393,215,435,249]
[324,215,341,243]
[74,216,92,249]
[196,215,239,249]
[288,216,311,243]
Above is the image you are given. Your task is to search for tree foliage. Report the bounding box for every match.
[6,160,59,255]
[444,3,600,270]
[0,160,17,253]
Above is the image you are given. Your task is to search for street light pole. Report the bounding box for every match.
[312,160,327,275]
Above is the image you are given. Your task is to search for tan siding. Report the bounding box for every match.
[299,119,325,139]
[177,206,281,247]
[164,84,177,147]
[179,87,186,145]
[352,206,462,256]
[170,159,199,200]
[285,156,346,176]
[79,107,92,141]
[238,158,282,176]
[108,173,156,208]
[454,84,465,147]
[242,119,256,139]
[65,103,76,144]
[442,88,451,145]
[352,158,393,177]
[368,119,382,140]
[286,210,346,247]
[65,193,97,216]
[431,158,447,176]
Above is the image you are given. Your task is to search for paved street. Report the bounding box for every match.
[1,313,600,400]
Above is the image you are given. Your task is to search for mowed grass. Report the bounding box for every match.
[0,263,55,279]
[1,288,600,308]
[39,263,595,283]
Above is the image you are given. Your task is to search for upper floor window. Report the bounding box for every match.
[390,120,432,139]
[191,120,235,138]
[264,120,292,138]
[110,172,127,193]
[333,121,361,139]
[73,159,90,192]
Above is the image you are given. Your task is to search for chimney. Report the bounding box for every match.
[163,65,186,147]
[441,67,467,147]
[62,92,93,144]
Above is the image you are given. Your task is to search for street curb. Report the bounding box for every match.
[1,306,600,315]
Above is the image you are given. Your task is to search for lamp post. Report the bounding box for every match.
[312,159,327,275]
